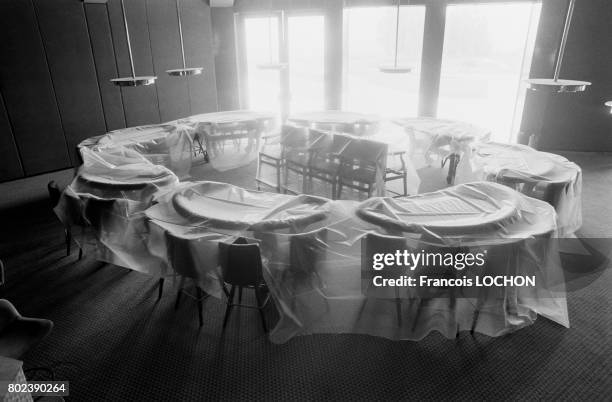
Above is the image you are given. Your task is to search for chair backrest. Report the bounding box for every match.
[289,228,328,276]
[164,231,202,280]
[280,124,309,148]
[47,181,61,208]
[219,238,263,287]
[361,232,407,277]
[360,233,408,297]
[83,197,116,229]
[308,130,334,160]
[339,137,388,166]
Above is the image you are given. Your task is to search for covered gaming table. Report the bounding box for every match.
[260,182,567,343]
[145,181,332,297]
[54,152,179,276]
[180,110,276,172]
[79,122,195,178]
[393,117,491,184]
[455,142,582,235]
[143,181,567,343]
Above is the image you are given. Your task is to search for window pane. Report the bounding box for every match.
[343,6,425,117]
[438,3,541,142]
[288,15,325,113]
[244,16,281,112]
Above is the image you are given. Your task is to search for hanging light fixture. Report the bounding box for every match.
[110,0,157,87]
[379,0,411,73]
[167,0,203,77]
[605,101,612,114]
[525,0,590,93]
[257,9,287,70]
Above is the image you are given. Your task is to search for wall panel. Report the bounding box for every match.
[34,0,107,165]
[0,0,70,176]
[84,2,127,131]
[0,92,24,181]
[182,0,218,113]
[211,7,240,111]
[147,0,191,121]
[107,0,161,126]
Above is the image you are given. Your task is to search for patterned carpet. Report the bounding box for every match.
[0,153,610,401]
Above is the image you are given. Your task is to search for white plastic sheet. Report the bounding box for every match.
[393,117,491,169]
[259,123,420,198]
[179,110,276,172]
[455,142,582,235]
[79,122,195,178]
[54,153,179,276]
[144,181,567,343]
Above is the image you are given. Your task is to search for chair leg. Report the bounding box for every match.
[196,287,204,327]
[175,276,186,310]
[174,290,182,311]
[78,246,83,260]
[222,286,236,329]
[403,173,408,196]
[336,181,343,199]
[158,278,164,301]
[331,178,337,200]
[238,286,243,304]
[394,286,402,328]
[254,286,268,333]
[395,298,402,328]
[411,299,422,333]
[65,229,71,256]
[276,161,282,193]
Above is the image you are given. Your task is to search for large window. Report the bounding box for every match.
[241,13,325,115]
[238,2,542,141]
[343,5,425,117]
[288,15,325,113]
[438,2,541,142]
[243,15,282,113]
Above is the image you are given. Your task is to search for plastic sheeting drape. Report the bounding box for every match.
[455,142,582,235]
[54,150,179,276]
[145,181,568,343]
[179,111,277,172]
[79,122,195,178]
[258,122,421,198]
[394,117,491,169]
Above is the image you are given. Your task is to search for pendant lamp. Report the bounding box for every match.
[110,0,157,86]
[167,0,203,77]
[525,0,590,93]
[605,101,612,114]
[379,0,411,73]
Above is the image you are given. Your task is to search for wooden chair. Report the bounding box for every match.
[165,231,211,326]
[359,233,411,327]
[219,238,270,333]
[256,124,307,193]
[47,181,82,260]
[306,133,351,199]
[336,138,388,199]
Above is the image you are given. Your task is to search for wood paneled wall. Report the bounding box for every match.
[521,0,612,151]
[0,0,217,182]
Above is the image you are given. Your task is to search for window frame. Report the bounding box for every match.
[234,0,544,126]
